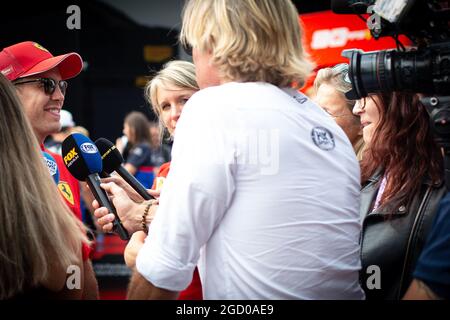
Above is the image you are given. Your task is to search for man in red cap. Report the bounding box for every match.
[0,41,94,264]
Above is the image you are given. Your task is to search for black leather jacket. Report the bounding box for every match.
[359,171,446,300]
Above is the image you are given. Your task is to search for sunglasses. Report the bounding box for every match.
[14,78,68,95]
[331,63,351,85]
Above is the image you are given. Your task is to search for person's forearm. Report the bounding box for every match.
[127,269,178,300]
[125,201,154,234]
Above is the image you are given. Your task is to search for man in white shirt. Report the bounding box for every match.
[95,0,364,299]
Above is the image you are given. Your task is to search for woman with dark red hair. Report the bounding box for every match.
[353,92,446,300]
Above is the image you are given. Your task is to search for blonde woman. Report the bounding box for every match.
[95,61,202,299]
[0,74,98,300]
[313,63,364,160]
[147,61,198,141]
[145,60,199,190]
[96,0,364,299]
[94,61,199,233]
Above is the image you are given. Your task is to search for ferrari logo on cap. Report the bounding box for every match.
[58,181,74,205]
[33,42,49,53]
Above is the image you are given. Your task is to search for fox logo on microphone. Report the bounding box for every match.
[62,133,103,181]
[80,143,98,154]
[64,148,79,166]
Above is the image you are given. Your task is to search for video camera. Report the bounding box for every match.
[333,0,450,188]
[331,0,450,99]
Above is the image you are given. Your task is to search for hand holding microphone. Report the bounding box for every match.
[100,175,160,203]
[95,138,155,201]
[61,133,129,240]
[92,182,158,234]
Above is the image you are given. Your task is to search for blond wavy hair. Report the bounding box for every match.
[180,0,314,88]
[0,74,90,299]
[144,60,199,139]
[314,65,355,112]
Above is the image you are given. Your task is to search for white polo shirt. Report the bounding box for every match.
[136,82,364,299]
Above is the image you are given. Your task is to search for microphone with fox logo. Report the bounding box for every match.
[95,138,154,201]
[42,151,60,184]
[62,133,129,240]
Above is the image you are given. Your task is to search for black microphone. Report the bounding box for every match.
[62,133,130,241]
[331,0,372,14]
[95,138,154,201]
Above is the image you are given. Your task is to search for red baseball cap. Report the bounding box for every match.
[0,41,83,81]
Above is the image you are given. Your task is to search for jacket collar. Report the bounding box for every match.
[361,169,407,217]
[361,168,443,218]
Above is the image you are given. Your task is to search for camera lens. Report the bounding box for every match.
[342,49,396,99]
[342,47,444,99]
